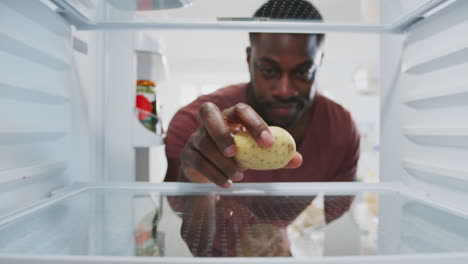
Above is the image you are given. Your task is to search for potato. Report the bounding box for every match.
[233,126,296,170]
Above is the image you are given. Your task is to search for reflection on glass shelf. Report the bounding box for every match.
[0,188,468,257]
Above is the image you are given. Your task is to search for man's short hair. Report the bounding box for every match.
[250,0,325,45]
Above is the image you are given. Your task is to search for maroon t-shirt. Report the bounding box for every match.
[165,83,360,182]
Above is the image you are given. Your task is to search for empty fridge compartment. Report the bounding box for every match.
[1,0,468,263]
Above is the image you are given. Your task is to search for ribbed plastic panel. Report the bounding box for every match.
[0,0,73,215]
[382,0,468,211]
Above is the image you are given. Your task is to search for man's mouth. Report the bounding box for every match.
[269,103,297,116]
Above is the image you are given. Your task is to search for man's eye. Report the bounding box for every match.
[261,68,276,78]
[296,68,312,80]
[298,69,308,76]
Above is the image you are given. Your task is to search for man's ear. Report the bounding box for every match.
[246,46,252,65]
[315,50,324,67]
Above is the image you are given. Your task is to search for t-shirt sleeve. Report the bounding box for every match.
[164,104,201,159]
[332,115,360,182]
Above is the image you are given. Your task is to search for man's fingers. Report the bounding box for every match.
[182,168,211,183]
[199,102,236,157]
[184,164,233,188]
[181,144,233,188]
[223,103,274,148]
[283,152,303,169]
[191,134,244,182]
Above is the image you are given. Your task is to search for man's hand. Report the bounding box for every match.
[179,102,302,188]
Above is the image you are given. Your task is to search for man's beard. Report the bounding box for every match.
[248,86,309,128]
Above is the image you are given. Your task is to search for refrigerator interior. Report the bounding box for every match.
[0,0,468,263]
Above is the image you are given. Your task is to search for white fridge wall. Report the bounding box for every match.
[0,0,96,215]
[70,29,103,184]
[380,1,407,183]
[381,0,468,211]
[102,30,137,182]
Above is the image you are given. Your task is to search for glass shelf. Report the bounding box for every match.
[0,186,467,258]
[53,0,455,33]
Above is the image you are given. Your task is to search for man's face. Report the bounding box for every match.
[247,33,322,128]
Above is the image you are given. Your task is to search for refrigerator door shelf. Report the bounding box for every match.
[0,182,467,263]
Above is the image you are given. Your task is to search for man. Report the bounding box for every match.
[164,1,359,256]
[164,0,360,188]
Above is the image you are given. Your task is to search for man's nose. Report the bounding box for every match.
[274,74,298,99]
